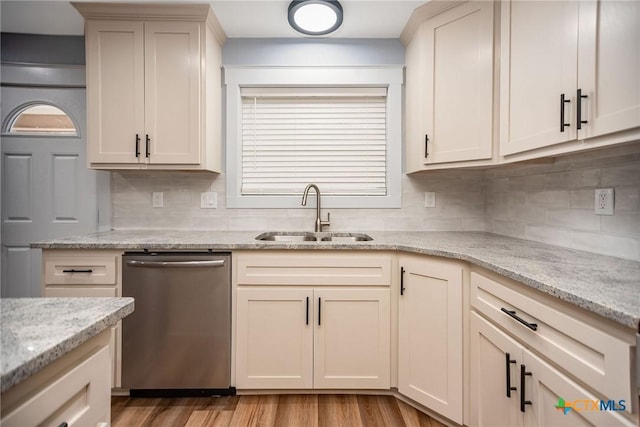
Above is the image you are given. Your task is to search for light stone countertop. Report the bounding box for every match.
[1,297,134,393]
[32,230,640,330]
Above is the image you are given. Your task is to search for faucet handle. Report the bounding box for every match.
[321,212,331,228]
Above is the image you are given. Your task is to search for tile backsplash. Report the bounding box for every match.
[112,142,640,261]
[484,142,640,261]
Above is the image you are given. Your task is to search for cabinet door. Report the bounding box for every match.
[86,20,145,164]
[469,312,523,427]
[500,1,579,155]
[236,288,313,389]
[421,1,494,164]
[314,288,390,389]
[577,0,640,139]
[398,256,463,424]
[144,21,201,165]
[522,350,636,427]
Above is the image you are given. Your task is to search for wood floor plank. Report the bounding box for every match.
[228,394,279,427]
[357,395,407,427]
[318,394,363,427]
[111,397,162,427]
[112,394,446,427]
[396,398,447,427]
[273,394,319,427]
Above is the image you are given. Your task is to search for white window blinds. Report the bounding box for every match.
[240,87,387,196]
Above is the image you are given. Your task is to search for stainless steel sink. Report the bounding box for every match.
[319,233,373,242]
[254,232,317,242]
[255,231,373,242]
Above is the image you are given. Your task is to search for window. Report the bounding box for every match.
[226,67,402,208]
[5,104,77,136]
[241,87,387,196]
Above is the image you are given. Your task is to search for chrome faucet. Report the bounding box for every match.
[301,183,330,232]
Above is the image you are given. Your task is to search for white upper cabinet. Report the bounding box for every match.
[500,0,640,158]
[404,1,495,172]
[75,3,225,171]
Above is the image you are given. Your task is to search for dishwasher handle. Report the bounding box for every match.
[125,259,226,268]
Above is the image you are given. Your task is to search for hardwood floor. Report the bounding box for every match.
[111,394,448,427]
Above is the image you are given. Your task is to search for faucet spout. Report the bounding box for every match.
[301,183,330,232]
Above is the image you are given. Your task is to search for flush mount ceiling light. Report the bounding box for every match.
[288,0,343,36]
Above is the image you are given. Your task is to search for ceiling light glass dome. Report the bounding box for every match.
[288,0,343,36]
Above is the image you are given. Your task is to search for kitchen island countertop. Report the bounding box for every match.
[32,229,640,330]
[1,297,134,392]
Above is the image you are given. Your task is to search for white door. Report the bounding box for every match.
[398,255,463,424]
[1,83,100,297]
[313,287,390,389]
[235,287,314,389]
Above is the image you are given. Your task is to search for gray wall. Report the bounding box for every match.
[1,33,85,65]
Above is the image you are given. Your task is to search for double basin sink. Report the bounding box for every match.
[255,231,373,243]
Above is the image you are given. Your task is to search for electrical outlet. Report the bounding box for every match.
[200,192,217,209]
[594,188,614,215]
[152,192,163,208]
[424,192,436,208]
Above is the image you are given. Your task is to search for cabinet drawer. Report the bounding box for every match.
[1,345,111,427]
[236,252,392,286]
[471,271,634,406]
[44,254,117,285]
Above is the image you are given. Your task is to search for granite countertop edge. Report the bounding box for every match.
[31,230,640,330]
[1,298,134,393]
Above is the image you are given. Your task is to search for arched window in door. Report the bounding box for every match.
[4,103,77,136]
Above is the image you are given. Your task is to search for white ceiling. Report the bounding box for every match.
[0,1,427,38]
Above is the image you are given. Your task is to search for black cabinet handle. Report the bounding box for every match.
[135,134,140,158]
[501,308,538,331]
[520,364,532,412]
[577,88,588,130]
[505,352,517,398]
[145,134,150,158]
[62,269,93,274]
[424,134,429,158]
[306,297,309,325]
[400,266,406,296]
[560,93,571,132]
[318,297,321,326]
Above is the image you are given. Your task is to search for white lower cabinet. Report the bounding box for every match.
[1,331,111,427]
[234,251,392,390]
[42,250,123,388]
[469,269,637,427]
[397,255,464,424]
[236,286,390,389]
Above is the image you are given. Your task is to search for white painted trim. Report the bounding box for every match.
[224,66,403,209]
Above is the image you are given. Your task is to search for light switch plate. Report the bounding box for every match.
[152,192,163,208]
[200,192,217,209]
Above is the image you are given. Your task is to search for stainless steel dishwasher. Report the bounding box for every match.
[121,251,233,396]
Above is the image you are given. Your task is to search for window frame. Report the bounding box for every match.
[224,66,403,209]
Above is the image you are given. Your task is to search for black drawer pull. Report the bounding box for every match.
[424,134,429,158]
[62,269,93,274]
[501,308,537,331]
[505,352,517,398]
[520,364,532,412]
[306,297,309,325]
[560,93,571,132]
[318,297,321,326]
[135,134,140,158]
[577,88,588,130]
[400,266,406,296]
[145,134,151,158]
